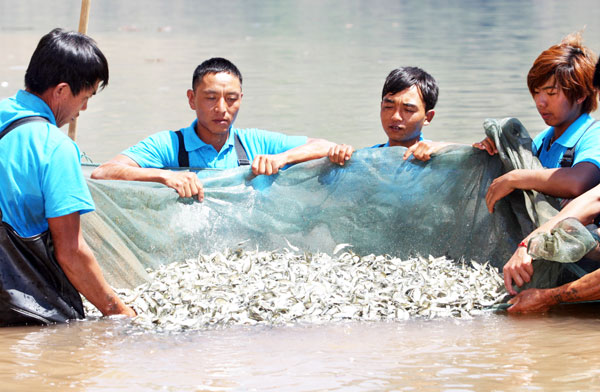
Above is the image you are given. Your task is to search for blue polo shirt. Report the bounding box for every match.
[0,90,94,237]
[532,113,600,169]
[370,134,425,148]
[122,120,308,169]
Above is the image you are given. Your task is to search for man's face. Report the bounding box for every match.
[380,85,433,147]
[532,76,583,135]
[54,81,98,128]
[187,72,243,139]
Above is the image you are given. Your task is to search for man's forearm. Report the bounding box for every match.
[92,161,169,185]
[556,184,600,225]
[49,214,133,316]
[510,169,582,198]
[522,184,600,243]
[545,268,600,305]
[56,238,132,316]
[510,164,600,199]
[279,138,336,165]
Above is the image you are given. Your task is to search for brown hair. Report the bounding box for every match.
[527,32,598,114]
[594,57,600,88]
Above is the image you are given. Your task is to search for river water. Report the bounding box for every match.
[1,1,600,390]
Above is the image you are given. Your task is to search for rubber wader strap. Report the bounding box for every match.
[559,120,599,168]
[0,116,49,141]
[175,130,249,167]
[234,133,250,166]
[175,130,190,167]
[536,120,599,167]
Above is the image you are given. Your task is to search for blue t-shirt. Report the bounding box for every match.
[0,90,94,237]
[370,134,425,148]
[532,113,600,169]
[122,120,308,169]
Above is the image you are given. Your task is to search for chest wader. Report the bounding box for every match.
[0,117,84,326]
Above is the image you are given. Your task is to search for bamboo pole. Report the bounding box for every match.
[68,0,92,141]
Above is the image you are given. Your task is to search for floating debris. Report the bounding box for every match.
[84,248,506,332]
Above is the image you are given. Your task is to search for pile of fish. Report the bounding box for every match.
[84,245,507,332]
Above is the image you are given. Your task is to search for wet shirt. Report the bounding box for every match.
[532,113,600,169]
[122,120,308,169]
[0,90,94,237]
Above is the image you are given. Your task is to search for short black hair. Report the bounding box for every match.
[192,57,242,90]
[381,67,439,112]
[594,57,600,88]
[25,28,108,95]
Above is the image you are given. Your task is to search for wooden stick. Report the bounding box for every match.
[78,0,92,33]
[68,0,92,141]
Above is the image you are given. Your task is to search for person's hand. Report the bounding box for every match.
[104,298,137,317]
[121,305,137,317]
[503,245,534,295]
[403,141,450,161]
[473,136,498,155]
[251,154,286,176]
[328,144,354,166]
[485,171,517,213]
[507,288,557,314]
[163,171,204,201]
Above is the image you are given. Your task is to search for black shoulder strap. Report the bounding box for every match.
[175,130,189,167]
[175,129,248,167]
[234,133,250,166]
[559,147,575,168]
[559,120,599,168]
[0,116,49,141]
[534,138,545,158]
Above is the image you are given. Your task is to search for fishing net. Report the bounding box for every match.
[81,117,588,292]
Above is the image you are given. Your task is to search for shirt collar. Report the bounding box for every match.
[553,113,593,148]
[15,90,57,126]
[377,133,424,148]
[181,120,235,152]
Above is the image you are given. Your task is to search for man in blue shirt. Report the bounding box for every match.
[473,33,600,297]
[478,33,600,216]
[92,58,345,200]
[504,56,600,313]
[0,28,135,324]
[328,66,450,164]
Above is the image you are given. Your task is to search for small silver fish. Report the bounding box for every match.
[83,245,506,332]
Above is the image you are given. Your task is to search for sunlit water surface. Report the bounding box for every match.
[1,0,600,390]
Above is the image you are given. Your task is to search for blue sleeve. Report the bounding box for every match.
[43,139,95,219]
[573,123,600,169]
[122,130,179,168]
[238,129,307,158]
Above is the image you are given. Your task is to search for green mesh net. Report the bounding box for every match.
[81,118,593,291]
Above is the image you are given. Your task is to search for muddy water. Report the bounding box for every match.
[1,1,600,390]
[2,311,600,391]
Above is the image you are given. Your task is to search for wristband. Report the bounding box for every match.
[518,241,527,249]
